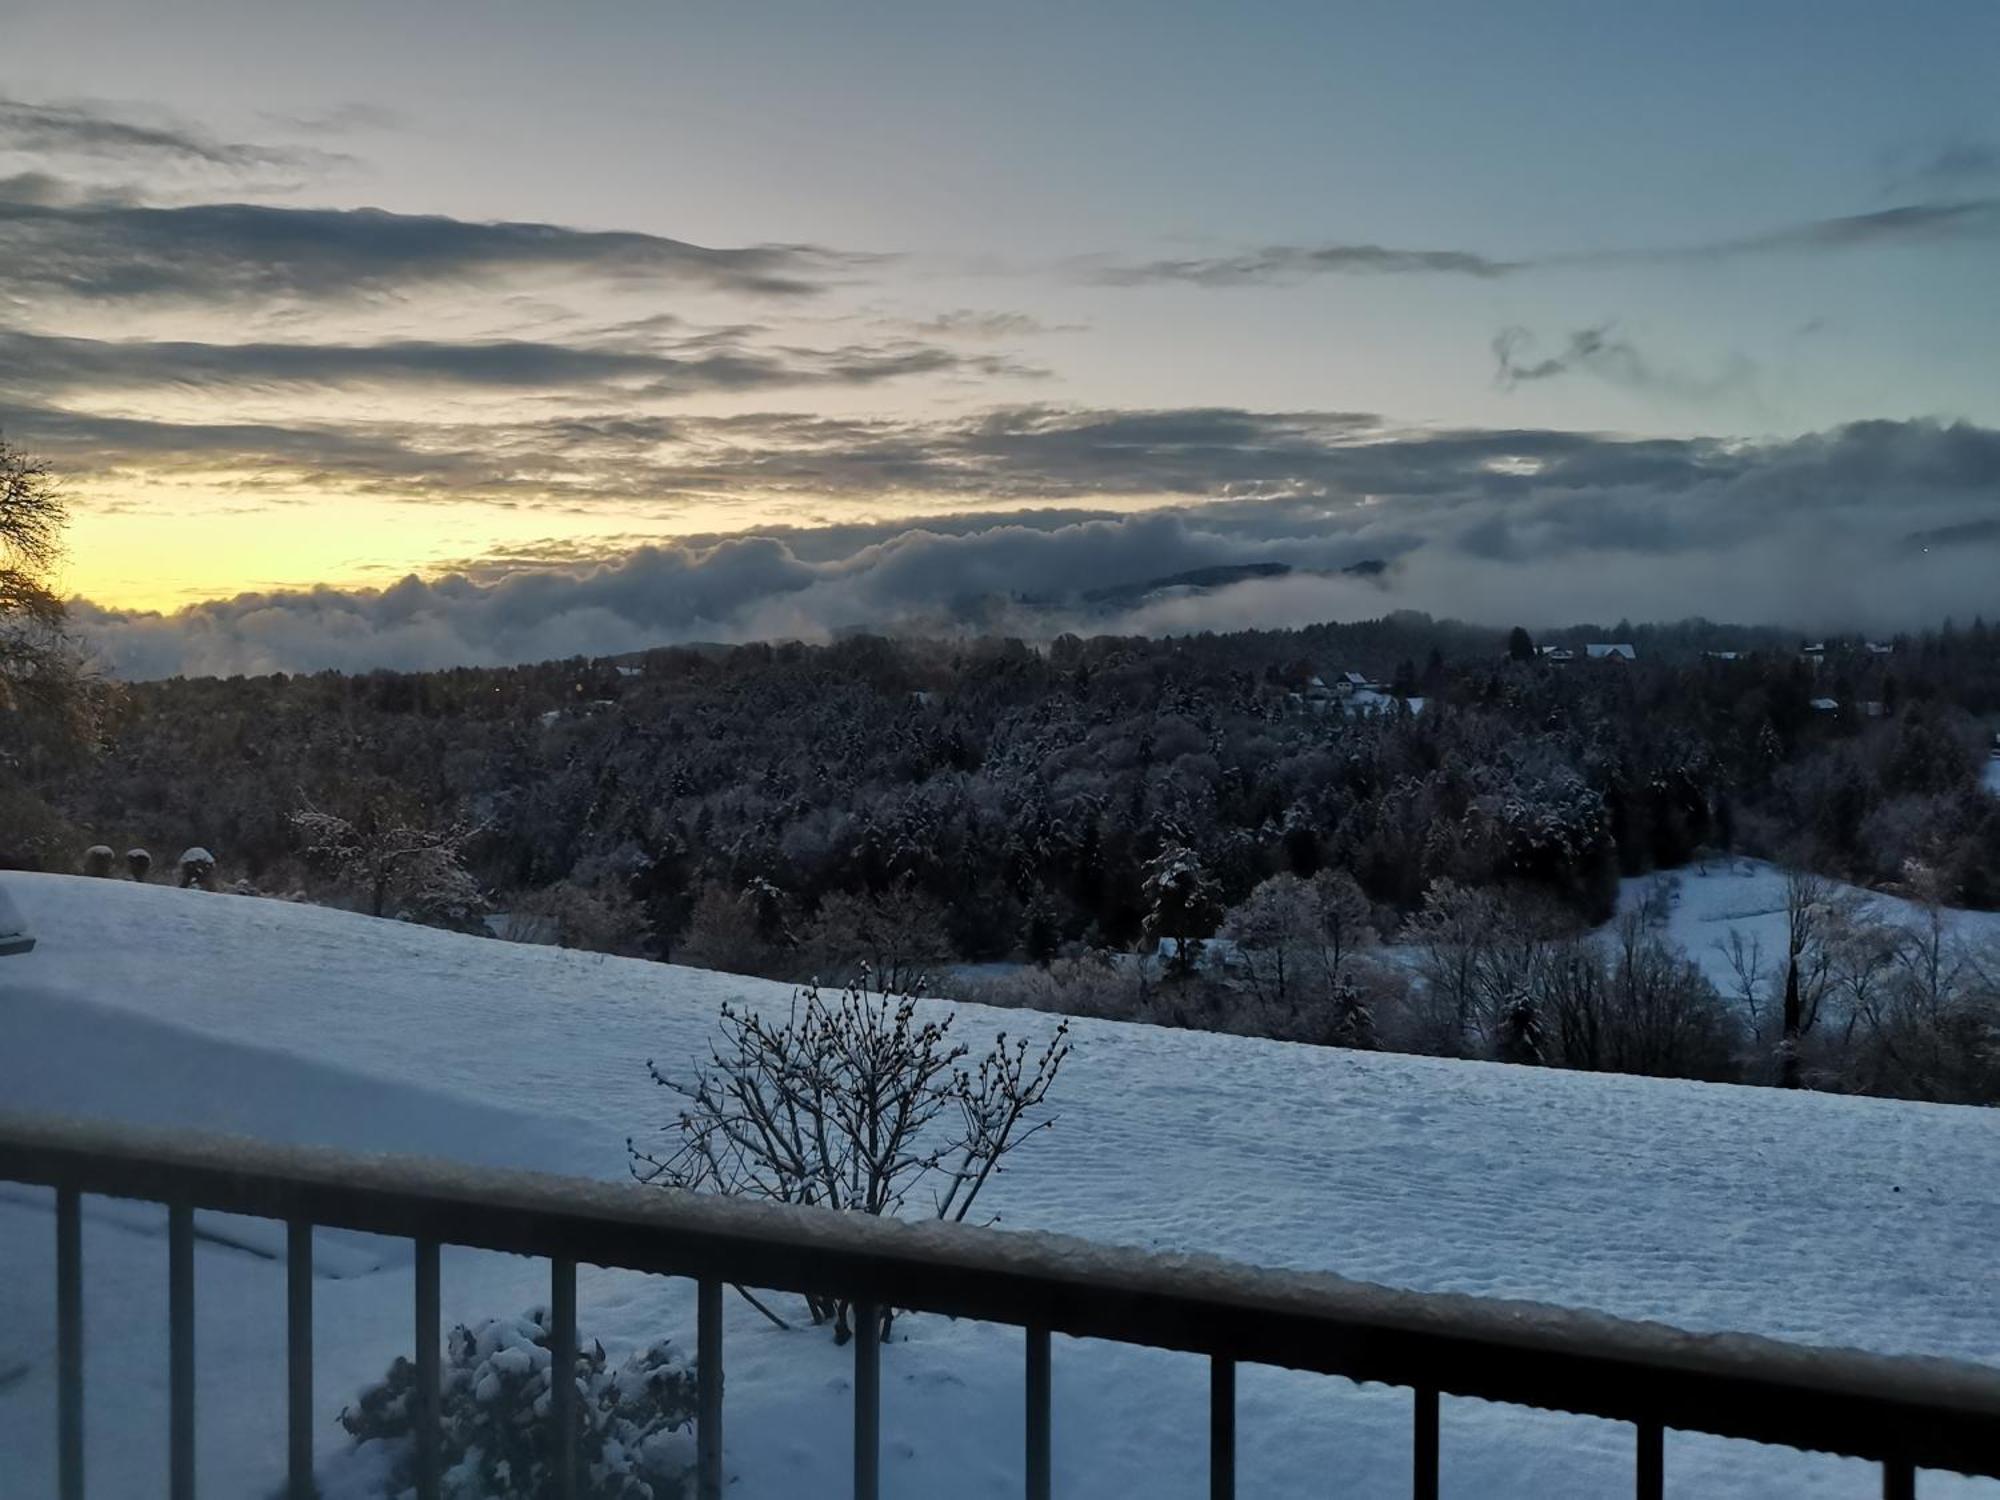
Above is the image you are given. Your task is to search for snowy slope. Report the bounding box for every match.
[1620,854,2000,997]
[1,873,1996,1499]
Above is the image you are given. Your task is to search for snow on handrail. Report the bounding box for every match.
[0,1109,1994,1495]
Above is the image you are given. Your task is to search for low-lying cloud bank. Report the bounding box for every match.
[73,416,2000,679]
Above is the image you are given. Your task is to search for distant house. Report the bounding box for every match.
[1341,670,1371,689]
[1809,697,1840,713]
[1537,645,1577,664]
[1866,642,1894,656]
[1860,701,1887,719]
[1586,643,1637,662]
[1705,650,1743,661]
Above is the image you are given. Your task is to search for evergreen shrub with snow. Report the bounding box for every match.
[337,1309,698,1499]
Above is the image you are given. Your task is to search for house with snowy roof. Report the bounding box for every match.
[1585,643,1637,661]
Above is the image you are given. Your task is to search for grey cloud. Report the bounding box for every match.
[1091,198,2000,287]
[1090,243,1516,287]
[0,185,873,305]
[0,327,1034,402]
[894,310,1082,339]
[1883,139,2000,195]
[1492,325,1756,404]
[0,95,340,172]
[61,416,2000,678]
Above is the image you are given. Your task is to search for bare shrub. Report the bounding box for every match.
[631,979,1070,1341]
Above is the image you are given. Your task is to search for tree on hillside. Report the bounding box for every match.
[0,440,70,692]
[1508,626,1536,663]
[0,439,101,867]
[292,791,483,923]
[1777,869,1838,1087]
[0,448,89,717]
[1143,842,1221,979]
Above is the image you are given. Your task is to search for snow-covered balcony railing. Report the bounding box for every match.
[2,1113,1996,1500]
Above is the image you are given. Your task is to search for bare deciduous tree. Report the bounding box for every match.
[0,440,98,756]
[631,980,1070,1342]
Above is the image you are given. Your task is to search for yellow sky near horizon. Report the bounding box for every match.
[62,487,662,611]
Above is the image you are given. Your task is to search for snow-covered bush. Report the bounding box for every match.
[178,847,216,890]
[337,1309,697,1500]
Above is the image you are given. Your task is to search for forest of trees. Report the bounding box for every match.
[8,603,2000,1100]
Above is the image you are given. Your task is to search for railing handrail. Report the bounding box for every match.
[2,1110,1996,1481]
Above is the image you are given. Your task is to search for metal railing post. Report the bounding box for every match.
[853,1301,880,1500]
[550,1256,578,1500]
[56,1186,83,1500]
[1210,1356,1235,1500]
[169,1202,195,1500]
[697,1278,724,1500]
[414,1238,441,1500]
[287,1220,313,1500]
[1884,1459,1916,1500]
[1636,1420,1663,1500]
[1413,1386,1439,1500]
[1025,1325,1051,1500]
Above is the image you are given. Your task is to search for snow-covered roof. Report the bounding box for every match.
[1342,671,1371,686]
[1585,643,1637,660]
[1809,697,1839,712]
[1705,650,1742,661]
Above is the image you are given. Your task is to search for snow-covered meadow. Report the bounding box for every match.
[0,871,1996,1498]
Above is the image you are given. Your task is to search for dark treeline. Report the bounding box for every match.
[21,611,2000,951]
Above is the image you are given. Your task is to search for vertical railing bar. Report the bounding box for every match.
[853,1300,881,1500]
[1635,1419,1663,1500]
[697,1278,724,1500]
[1412,1386,1439,1500]
[55,1186,83,1500]
[169,1201,196,1500]
[414,1238,441,1500]
[1210,1355,1235,1500]
[1884,1458,1917,1500]
[1025,1325,1051,1500]
[287,1220,313,1500]
[550,1256,578,1500]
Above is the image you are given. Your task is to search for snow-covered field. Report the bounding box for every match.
[1620,853,2000,996]
[1,872,1997,1498]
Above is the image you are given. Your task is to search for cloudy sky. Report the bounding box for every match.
[5,0,1999,675]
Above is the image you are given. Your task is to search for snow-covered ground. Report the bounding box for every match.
[1,872,1996,1498]
[1620,853,2000,996]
